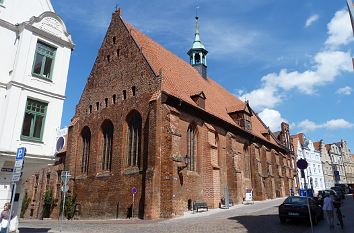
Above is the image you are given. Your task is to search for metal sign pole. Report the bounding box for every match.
[132,193,135,218]
[6,182,16,233]
[60,171,70,232]
[303,169,314,233]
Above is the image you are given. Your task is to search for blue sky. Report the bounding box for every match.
[51,0,354,150]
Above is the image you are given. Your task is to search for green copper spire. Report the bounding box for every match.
[187,13,208,79]
[192,16,205,50]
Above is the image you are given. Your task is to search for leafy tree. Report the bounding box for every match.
[20,192,31,218]
[60,193,77,220]
[42,189,54,218]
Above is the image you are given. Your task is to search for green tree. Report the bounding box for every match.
[60,193,77,220]
[42,189,54,218]
[20,192,31,218]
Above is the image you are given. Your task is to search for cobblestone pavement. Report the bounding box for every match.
[18,196,354,233]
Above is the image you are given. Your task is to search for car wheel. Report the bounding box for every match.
[280,217,286,224]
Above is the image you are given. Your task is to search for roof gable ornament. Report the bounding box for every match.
[187,8,208,79]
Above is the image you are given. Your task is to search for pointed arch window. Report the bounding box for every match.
[127,112,142,167]
[81,127,91,174]
[101,120,113,171]
[187,125,197,171]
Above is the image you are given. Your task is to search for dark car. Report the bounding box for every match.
[331,186,345,199]
[279,196,323,225]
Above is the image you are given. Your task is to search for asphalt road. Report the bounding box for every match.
[18,195,354,233]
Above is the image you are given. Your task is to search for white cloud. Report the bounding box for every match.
[298,119,354,132]
[203,21,261,57]
[240,9,353,111]
[325,9,354,49]
[258,108,287,132]
[241,85,282,111]
[336,86,352,95]
[305,14,319,28]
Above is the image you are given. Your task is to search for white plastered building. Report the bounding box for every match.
[0,0,73,213]
[293,134,325,195]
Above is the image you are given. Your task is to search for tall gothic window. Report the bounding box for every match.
[101,120,113,171]
[81,127,91,174]
[187,125,197,171]
[127,111,142,167]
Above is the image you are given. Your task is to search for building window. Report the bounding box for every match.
[101,120,113,171]
[107,55,110,63]
[123,90,127,100]
[89,105,92,113]
[116,49,120,57]
[132,86,136,96]
[105,98,108,107]
[81,127,91,174]
[21,99,47,141]
[112,94,116,104]
[113,36,116,44]
[127,112,142,167]
[32,41,56,80]
[187,124,197,171]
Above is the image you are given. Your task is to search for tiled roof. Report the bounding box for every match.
[124,21,280,147]
[313,141,321,151]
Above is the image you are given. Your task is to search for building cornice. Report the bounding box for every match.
[5,81,66,100]
[0,18,16,32]
[1,12,74,49]
[21,23,74,49]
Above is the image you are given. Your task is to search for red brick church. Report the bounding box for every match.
[65,9,297,219]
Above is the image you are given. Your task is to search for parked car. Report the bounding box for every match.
[331,186,345,199]
[279,196,323,225]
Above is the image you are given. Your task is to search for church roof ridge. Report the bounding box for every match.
[123,19,284,150]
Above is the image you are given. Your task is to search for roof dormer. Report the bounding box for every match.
[191,91,206,109]
[227,101,253,131]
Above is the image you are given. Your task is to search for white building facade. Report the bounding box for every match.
[327,143,347,185]
[293,134,325,195]
[319,141,335,189]
[0,0,73,211]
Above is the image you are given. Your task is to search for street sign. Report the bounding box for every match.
[297,159,308,170]
[61,185,69,193]
[132,187,137,194]
[12,147,26,182]
[16,147,25,160]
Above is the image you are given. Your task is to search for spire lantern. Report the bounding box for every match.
[187,13,208,79]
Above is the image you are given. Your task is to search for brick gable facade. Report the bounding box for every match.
[65,9,297,220]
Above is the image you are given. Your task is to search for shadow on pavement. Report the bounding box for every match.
[19,227,51,233]
[228,214,318,233]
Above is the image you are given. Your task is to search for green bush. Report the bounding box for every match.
[20,192,31,218]
[42,189,54,218]
[60,193,77,220]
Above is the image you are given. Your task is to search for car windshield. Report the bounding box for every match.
[284,197,307,205]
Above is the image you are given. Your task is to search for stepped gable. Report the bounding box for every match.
[125,21,280,146]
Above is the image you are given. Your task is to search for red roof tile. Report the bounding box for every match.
[124,21,281,147]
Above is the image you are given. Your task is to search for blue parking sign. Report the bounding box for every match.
[16,147,26,160]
